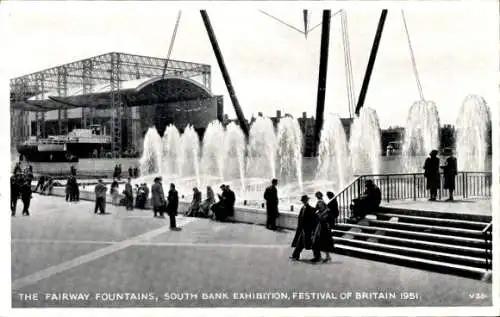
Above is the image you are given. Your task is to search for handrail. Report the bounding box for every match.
[333,175,364,224]
[356,171,491,177]
[482,221,492,271]
[357,171,491,202]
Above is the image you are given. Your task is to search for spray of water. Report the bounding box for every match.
[247,116,277,179]
[223,122,246,190]
[162,125,183,177]
[139,127,162,175]
[401,100,441,172]
[200,120,225,181]
[456,95,491,172]
[181,125,201,186]
[315,113,352,192]
[277,116,304,192]
[349,107,382,175]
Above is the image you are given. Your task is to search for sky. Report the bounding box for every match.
[0,1,498,129]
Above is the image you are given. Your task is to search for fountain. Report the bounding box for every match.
[222,122,247,192]
[200,120,225,181]
[455,95,491,172]
[246,116,277,179]
[162,125,183,177]
[401,100,441,172]
[276,116,304,193]
[349,107,382,175]
[180,125,201,186]
[139,127,163,175]
[315,113,352,192]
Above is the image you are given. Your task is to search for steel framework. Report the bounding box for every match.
[10,52,211,157]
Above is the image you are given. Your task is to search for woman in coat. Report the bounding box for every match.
[200,186,216,218]
[290,195,321,262]
[186,187,202,217]
[312,192,335,262]
[441,152,457,201]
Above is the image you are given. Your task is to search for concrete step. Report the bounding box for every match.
[366,219,484,238]
[333,244,488,280]
[331,229,490,258]
[378,206,491,223]
[374,212,489,229]
[336,223,489,247]
[334,237,490,269]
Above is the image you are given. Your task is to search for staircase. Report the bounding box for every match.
[332,206,492,280]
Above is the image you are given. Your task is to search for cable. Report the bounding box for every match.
[341,10,355,118]
[401,10,425,100]
[162,10,182,79]
[308,9,343,33]
[258,10,305,35]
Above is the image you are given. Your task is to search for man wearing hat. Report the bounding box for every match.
[424,150,440,201]
[290,195,321,262]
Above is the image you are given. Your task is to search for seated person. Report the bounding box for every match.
[41,178,54,195]
[35,176,46,193]
[350,180,381,220]
[185,187,202,217]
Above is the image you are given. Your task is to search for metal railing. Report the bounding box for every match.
[333,171,491,224]
[482,222,493,271]
[333,176,364,224]
[357,172,491,203]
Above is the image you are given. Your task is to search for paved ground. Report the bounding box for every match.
[11,195,492,308]
[382,198,491,217]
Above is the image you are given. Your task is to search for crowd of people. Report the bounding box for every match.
[112,164,139,180]
[11,162,34,216]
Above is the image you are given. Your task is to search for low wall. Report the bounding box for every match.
[47,187,299,230]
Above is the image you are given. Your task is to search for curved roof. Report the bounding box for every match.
[17,76,213,111]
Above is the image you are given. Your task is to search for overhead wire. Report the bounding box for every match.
[258,10,305,35]
[401,10,425,101]
[341,10,356,118]
[162,10,182,79]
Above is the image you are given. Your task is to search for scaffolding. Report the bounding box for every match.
[10,52,211,157]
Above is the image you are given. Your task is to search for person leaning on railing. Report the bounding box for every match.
[350,180,382,221]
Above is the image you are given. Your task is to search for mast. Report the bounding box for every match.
[313,10,331,155]
[200,10,249,138]
[355,9,388,116]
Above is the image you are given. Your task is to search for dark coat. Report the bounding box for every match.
[327,198,339,225]
[442,157,457,190]
[11,175,20,198]
[264,185,279,216]
[222,189,235,217]
[312,211,335,252]
[20,181,32,201]
[167,189,179,215]
[291,204,318,250]
[124,183,133,197]
[424,157,440,190]
[151,183,166,208]
[94,183,107,198]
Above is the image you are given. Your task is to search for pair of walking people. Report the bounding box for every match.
[151,177,180,230]
[290,192,337,263]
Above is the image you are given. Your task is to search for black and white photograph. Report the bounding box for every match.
[2,0,498,315]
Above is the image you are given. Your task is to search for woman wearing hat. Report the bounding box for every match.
[290,195,321,262]
[423,150,441,201]
[441,151,457,201]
